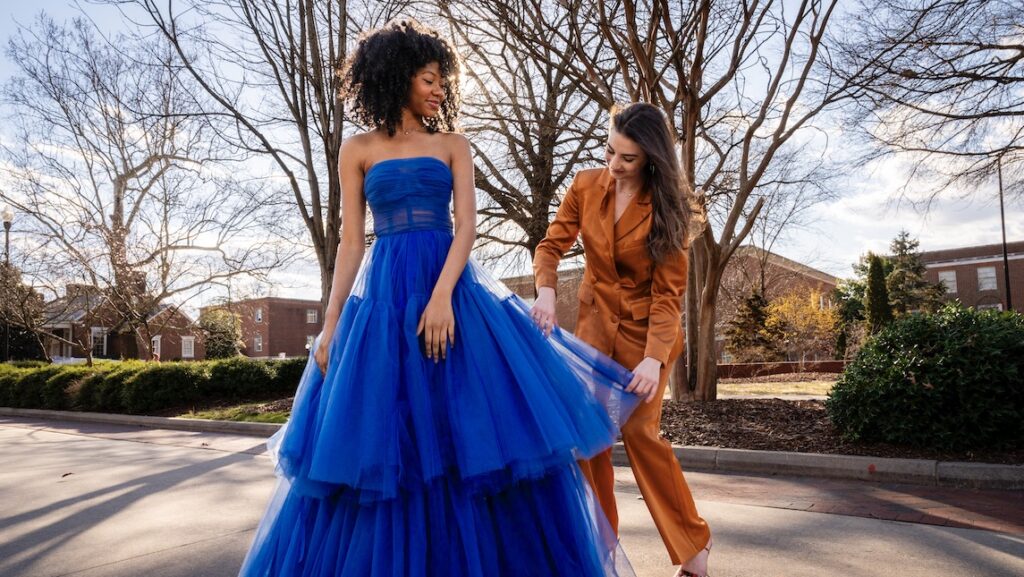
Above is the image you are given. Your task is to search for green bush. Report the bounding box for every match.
[271,357,308,396]
[827,304,1024,450]
[10,366,63,408]
[66,364,120,411]
[205,357,277,401]
[121,362,210,414]
[41,366,97,411]
[0,365,25,406]
[76,363,145,412]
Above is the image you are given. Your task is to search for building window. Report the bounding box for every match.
[306,309,318,324]
[977,267,997,291]
[306,335,315,350]
[90,327,107,357]
[181,336,195,359]
[254,334,263,353]
[938,270,957,294]
[255,307,264,323]
[151,335,162,358]
[977,303,1003,311]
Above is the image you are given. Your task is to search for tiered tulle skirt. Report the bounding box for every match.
[238,229,639,577]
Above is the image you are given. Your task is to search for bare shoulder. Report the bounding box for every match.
[442,132,471,159]
[442,131,470,147]
[339,132,375,170]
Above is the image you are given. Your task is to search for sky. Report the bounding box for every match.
[1,1,1021,309]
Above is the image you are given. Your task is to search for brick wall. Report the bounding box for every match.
[921,241,1024,313]
[267,299,324,357]
[202,297,323,358]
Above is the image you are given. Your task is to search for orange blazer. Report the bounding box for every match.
[533,168,688,366]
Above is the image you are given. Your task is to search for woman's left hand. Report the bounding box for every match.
[626,357,662,403]
[417,294,455,362]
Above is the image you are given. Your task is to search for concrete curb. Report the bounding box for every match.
[3,407,1021,490]
[0,407,281,437]
[610,445,1024,490]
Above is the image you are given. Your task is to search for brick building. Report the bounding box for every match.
[41,284,204,361]
[920,241,1024,313]
[200,297,324,358]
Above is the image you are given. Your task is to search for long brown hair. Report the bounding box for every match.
[610,103,690,262]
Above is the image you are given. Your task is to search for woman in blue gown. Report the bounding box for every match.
[237,19,640,577]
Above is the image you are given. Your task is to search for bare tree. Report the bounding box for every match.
[107,0,414,307]
[435,2,605,273]
[1,15,288,359]
[482,0,872,400]
[833,0,1023,205]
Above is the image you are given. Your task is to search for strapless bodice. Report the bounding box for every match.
[364,156,453,236]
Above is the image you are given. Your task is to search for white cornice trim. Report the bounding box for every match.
[925,253,1024,268]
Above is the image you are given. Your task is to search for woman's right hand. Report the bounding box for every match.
[314,335,332,375]
[530,286,558,337]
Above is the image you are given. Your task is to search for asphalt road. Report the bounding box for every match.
[1,417,1021,577]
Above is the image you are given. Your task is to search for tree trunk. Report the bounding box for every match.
[672,250,700,402]
[695,262,723,401]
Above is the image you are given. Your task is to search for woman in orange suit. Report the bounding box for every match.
[531,102,712,577]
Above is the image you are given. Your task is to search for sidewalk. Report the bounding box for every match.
[1,416,1022,577]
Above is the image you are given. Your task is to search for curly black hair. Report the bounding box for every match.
[341,19,461,136]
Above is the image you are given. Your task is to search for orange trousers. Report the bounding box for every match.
[579,360,711,565]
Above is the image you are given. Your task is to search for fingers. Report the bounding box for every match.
[645,381,659,403]
[530,308,557,337]
[635,379,657,403]
[625,373,659,402]
[433,325,444,360]
[315,350,328,376]
[625,372,642,394]
[420,316,455,362]
[429,325,440,361]
[445,324,455,359]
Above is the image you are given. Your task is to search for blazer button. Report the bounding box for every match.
[611,314,619,324]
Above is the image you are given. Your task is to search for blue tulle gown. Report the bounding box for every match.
[238,156,640,577]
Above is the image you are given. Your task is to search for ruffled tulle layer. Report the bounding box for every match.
[240,229,639,576]
[238,464,633,577]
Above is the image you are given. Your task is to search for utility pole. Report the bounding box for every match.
[998,158,1013,312]
[2,206,13,363]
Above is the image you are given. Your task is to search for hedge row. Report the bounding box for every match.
[0,356,308,414]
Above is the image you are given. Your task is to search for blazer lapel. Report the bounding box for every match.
[597,169,617,253]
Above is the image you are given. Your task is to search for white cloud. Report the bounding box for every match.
[777,154,1024,279]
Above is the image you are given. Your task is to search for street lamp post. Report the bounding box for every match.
[997,158,1013,312]
[2,206,13,363]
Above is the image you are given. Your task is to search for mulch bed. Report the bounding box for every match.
[660,398,1023,465]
